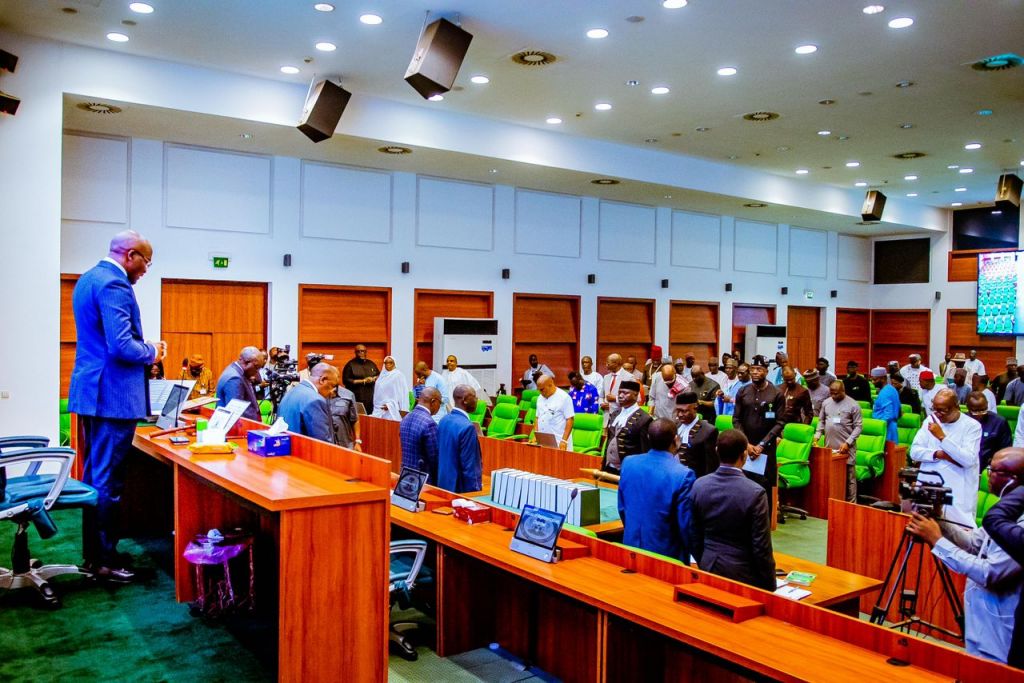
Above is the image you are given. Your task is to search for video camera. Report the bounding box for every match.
[898,467,954,519]
[266,344,300,407]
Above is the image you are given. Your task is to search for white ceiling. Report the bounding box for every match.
[5,0,1024,212]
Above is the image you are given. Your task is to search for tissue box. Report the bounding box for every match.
[452,500,492,525]
[247,430,291,457]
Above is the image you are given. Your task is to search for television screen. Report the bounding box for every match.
[977,251,1023,335]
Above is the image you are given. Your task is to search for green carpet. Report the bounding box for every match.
[771,514,828,564]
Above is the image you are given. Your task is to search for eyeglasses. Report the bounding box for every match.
[986,466,1015,477]
[130,249,153,267]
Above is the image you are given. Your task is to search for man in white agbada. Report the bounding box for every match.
[441,355,481,411]
[371,355,411,421]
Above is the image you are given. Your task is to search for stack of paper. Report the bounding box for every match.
[489,468,601,526]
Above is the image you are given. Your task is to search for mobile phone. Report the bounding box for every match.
[169,436,189,445]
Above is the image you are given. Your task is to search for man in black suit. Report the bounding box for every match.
[690,429,776,591]
[602,380,652,475]
[674,392,718,477]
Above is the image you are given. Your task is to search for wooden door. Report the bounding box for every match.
[59,274,80,396]
[835,308,870,370]
[414,289,493,367]
[512,293,580,387]
[786,306,822,371]
[298,284,391,368]
[596,297,656,371]
[669,300,719,364]
[731,304,776,359]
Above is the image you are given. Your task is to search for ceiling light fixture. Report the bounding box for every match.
[795,169,809,175]
[128,2,154,13]
[947,164,959,169]
[888,17,914,28]
[280,66,300,74]
[359,13,382,25]
[795,45,818,55]
[378,145,411,155]
[818,99,835,105]
[955,187,967,192]
[906,193,918,197]
[993,210,1003,215]
[977,109,994,116]
[470,75,489,84]
[863,5,885,14]
[625,79,640,86]
[662,0,688,7]
[106,32,129,42]
[586,28,609,39]
[899,123,914,129]
[959,168,974,174]
[546,117,562,124]
[817,130,831,136]
[315,41,336,51]
[846,161,861,167]
[964,142,982,150]
[695,127,711,132]
[717,66,738,76]
[428,94,444,102]
[895,80,914,88]
[314,3,335,11]
[592,178,620,185]
[855,182,868,187]
[904,174,918,180]
[651,86,670,95]
[594,102,612,111]
[744,202,767,208]
[951,202,963,207]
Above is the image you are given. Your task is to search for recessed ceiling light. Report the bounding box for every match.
[904,174,918,180]
[863,5,885,14]
[128,2,154,14]
[315,41,336,51]
[592,178,620,185]
[951,202,963,207]
[895,80,914,88]
[378,145,411,155]
[993,210,1003,215]
[846,161,860,167]
[106,32,130,42]
[1020,160,1024,166]
[489,169,498,174]
[899,122,914,129]
[817,130,831,136]
[695,127,711,132]
[888,17,914,28]
[959,168,974,174]
[717,67,738,76]
[644,137,659,144]
[964,142,982,150]
[977,109,993,116]
[855,182,868,187]
[586,28,609,39]
[280,66,300,74]
[795,169,809,175]
[662,0,688,7]
[594,102,612,111]
[359,13,382,25]
[906,193,918,197]
[947,164,959,169]
[818,99,835,105]
[838,136,850,141]
[955,187,967,192]
[314,3,335,11]
[428,94,444,102]
[546,117,562,124]
[625,79,640,86]
[795,45,818,55]
[650,86,670,95]
[744,202,767,208]
[239,133,254,140]
[470,75,489,84]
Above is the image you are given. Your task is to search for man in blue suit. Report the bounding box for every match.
[870,367,901,443]
[68,231,165,582]
[617,418,696,563]
[214,345,262,421]
[277,362,338,443]
[436,385,482,493]
[399,387,442,483]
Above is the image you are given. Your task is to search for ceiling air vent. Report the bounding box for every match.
[76,102,122,114]
[377,146,411,155]
[511,50,557,66]
[742,111,780,122]
[970,53,1022,71]
[893,151,927,160]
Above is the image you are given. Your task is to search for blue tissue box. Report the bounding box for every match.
[247,430,291,457]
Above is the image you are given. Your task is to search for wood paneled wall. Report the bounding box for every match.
[59,274,79,397]
[413,289,493,367]
[869,309,930,369]
[948,247,1016,282]
[786,306,822,372]
[668,300,719,364]
[512,293,580,388]
[946,308,1015,375]
[835,308,870,371]
[161,279,268,379]
[298,284,391,368]
[731,304,776,358]
[596,297,656,370]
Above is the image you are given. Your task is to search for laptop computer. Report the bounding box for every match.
[391,466,430,512]
[509,504,567,563]
[533,432,559,449]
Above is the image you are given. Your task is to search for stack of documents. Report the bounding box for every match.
[489,468,600,526]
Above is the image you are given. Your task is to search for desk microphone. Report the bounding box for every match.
[562,487,579,521]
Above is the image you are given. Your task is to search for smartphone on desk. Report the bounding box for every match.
[169,436,189,445]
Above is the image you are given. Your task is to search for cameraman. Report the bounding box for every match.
[906,447,1024,664]
[982,449,1024,669]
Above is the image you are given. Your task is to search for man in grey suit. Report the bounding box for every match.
[277,363,339,443]
[690,429,776,591]
[214,346,263,421]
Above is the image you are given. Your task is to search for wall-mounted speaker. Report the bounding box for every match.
[661,279,669,289]
[283,254,292,267]
[404,18,473,99]
[830,290,838,299]
[996,173,1022,209]
[0,49,17,73]
[587,274,596,284]
[297,80,352,143]
[935,291,942,301]
[861,190,887,222]
[0,92,19,116]
[401,261,410,274]
[501,268,510,280]
[724,283,733,292]
[780,287,789,295]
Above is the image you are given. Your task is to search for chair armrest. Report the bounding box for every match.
[508,434,530,441]
[0,447,76,512]
[0,436,50,451]
[389,539,428,589]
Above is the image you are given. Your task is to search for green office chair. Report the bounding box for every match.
[715,414,733,433]
[572,413,605,456]
[523,407,537,426]
[468,399,487,427]
[997,404,1019,435]
[484,403,528,440]
[777,423,813,522]
[897,413,922,450]
[520,389,540,405]
[857,400,872,410]
[494,395,519,410]
[900,404,912,414]
[854,418,887,482]
[259,399,273,425]
[58,398,71,447]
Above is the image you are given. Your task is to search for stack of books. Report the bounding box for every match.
[489,468,601,526]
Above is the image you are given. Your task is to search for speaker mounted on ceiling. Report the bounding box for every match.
[297,79,351,143]
[996,173,1022,209]
[405,17,473,99]
[861,190,887,222]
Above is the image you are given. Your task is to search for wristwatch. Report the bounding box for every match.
[355,439,363,444]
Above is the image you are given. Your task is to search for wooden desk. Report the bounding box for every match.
[391,486,1019,682]
[773,552,880,616]
[131,420,391,683]
[862,442,907,503]
[783,446,848,519]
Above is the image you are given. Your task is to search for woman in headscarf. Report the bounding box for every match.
[372,355,411,421]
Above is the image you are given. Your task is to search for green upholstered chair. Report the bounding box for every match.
[484,402,527,440]
[857,400,872,410]
[409,391,416,410]
[639,404,652,414]
[572,413,605,456]
[58,399,71,447]
[524,407,537,425]
[997,404,1019,435]
[900,404,912,414]
[494,395,519,410]
[977,490,1001,527]
[897,413,922,449]
[777,423,814,521]
[259,399,273,425]
[520,389,540,406]
[715,415,733,433]
[855,418,887,482]
[468,399,487,426]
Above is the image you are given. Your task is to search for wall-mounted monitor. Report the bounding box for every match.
[977,251,1023,335]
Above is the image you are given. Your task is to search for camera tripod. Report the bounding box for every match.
[868,528,964,640]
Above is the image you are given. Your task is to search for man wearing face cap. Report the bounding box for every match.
[602,380,652,475]
[870,366,901,443]
[674,391,718,478]
[919,370,941,414]
[732,356,786,515]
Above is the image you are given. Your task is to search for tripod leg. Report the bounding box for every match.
[933,560,966,638]
[870,532,915,625]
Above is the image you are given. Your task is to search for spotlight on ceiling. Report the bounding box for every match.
[405,18,474,100]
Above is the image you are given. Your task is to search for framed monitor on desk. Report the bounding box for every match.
[392,466,429,512]
[510,504,565,563]
[155,383,191,429]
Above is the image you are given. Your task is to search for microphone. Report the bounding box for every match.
[562,487,579,523]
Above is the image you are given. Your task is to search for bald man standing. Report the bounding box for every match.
[278,362,340,443]
[69,231,166,582]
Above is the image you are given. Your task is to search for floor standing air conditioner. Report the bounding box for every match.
[433,318,499,396]
[744,324,787,360]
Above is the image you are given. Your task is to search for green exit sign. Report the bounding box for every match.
[212,256,230,269]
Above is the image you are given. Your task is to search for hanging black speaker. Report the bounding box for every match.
[297,80,351,143]
[861,190,887,222]
[996,173,1022,209]
[404,18,473,99]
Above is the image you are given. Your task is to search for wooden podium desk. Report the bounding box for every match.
[391,486,1019,683]
[131,421,391,683]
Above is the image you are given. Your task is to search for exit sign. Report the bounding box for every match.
[212,256,230,269]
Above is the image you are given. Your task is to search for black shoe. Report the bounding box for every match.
[85,563,136,584]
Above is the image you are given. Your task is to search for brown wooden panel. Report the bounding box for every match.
[786,305,821,371]
[946,308,1015,374]
[414,288,493,366]
[60,274,80,397]
[869,309,929,368]
[835,308,870,370]
[669,300,719,362]
[597,297,655,344]
[298,284,392,365]
[948,247,1016,282]
[163,332,212,374]
[731,304,776,356]
[59,343,76,397]
[512,293,580,387]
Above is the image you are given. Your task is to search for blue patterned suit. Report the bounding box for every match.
[436,409,482,493]
[68,259,155,566]
[399,405,439,484]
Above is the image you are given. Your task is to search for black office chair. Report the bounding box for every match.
[389,539,429,661]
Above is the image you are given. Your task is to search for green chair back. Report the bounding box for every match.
[485,402,521,439]
[495,395,519,409]
[900,404,912,414]
[857,400,872,410]
[977,489,1000,527]
[572,413,605,456]
[524,407,537,425]
[997,404,1019,435]
[59,398,71,447]
[259,399,273,425]
[715,415,733,433]
[777,423,813,490]
[896,412,922,448]
[855,417,887,481]
[468,399,487,426]
[520,389,540,405]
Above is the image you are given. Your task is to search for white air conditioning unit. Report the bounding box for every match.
[433,318,499,396]
[745,324,787,361]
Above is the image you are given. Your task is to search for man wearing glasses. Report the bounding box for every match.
[68,231,166,583]
[909,388,982,528]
